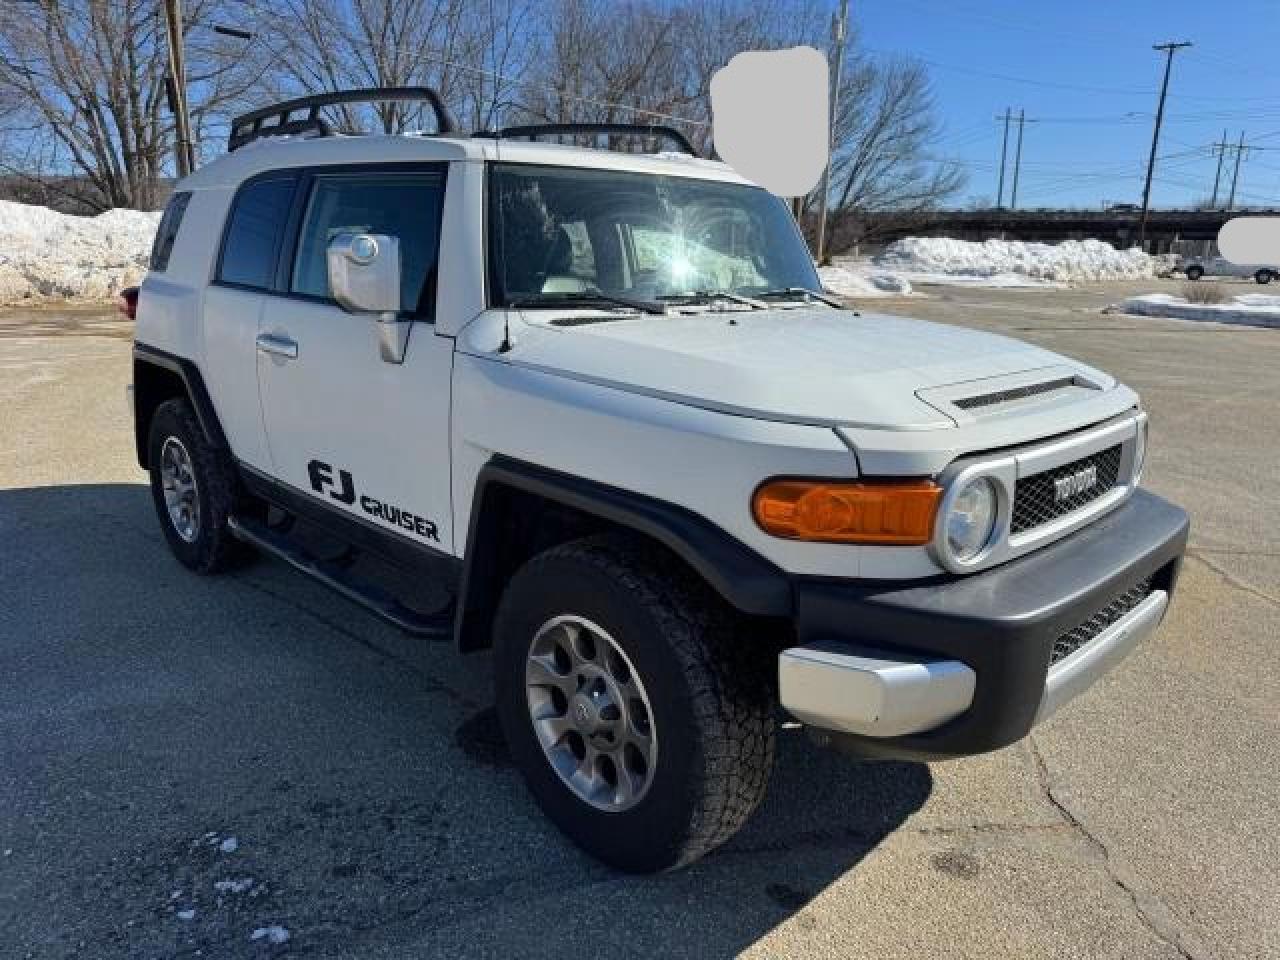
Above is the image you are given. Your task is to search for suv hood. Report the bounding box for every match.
[470,306,1114,430]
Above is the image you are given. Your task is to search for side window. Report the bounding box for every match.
[290,171,445,316]
[150,191,191,271]
[217,176,296,290]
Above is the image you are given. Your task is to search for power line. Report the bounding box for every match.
[1139,41,1192,249]
[815,0,849,264]
[884,0,1276,89]
[1228,131,1249,210]
[1011,108,1034,208]
[1210,129,1229,208]
[996,107,1010,208]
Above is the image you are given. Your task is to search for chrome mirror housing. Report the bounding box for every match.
[326,233,411,364]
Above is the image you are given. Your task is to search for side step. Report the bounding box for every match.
[227,515,454,639]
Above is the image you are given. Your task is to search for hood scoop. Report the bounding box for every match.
[918,366,1106,424]
[953,376,1080,410]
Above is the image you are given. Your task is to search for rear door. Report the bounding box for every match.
[255,164,456,554]
[203,173,298,472]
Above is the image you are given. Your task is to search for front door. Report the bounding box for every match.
[256,165,456,555]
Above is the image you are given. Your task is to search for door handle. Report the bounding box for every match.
[256,333,298,359]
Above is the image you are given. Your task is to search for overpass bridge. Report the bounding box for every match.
[856,208,1280,255]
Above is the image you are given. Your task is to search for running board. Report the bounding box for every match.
[227,515,454,638]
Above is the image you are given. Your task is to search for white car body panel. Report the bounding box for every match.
[478,306,1098,430]
[256,300,458,553]
[449,349,876,575]
[203,285,273,471]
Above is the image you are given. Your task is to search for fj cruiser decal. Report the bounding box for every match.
[307,459,440,543]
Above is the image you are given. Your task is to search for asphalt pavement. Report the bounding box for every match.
[1,281,1276,958]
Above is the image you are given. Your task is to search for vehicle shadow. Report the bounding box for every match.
[0,483,933,959]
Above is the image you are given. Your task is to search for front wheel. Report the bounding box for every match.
[1185,265,1204,281]
[1255,269,1273,284]
[493,535,775,872]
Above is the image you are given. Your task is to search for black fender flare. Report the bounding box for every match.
[132,343,228,468]
[453,456,795,651]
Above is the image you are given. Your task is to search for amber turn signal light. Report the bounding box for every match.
[752,479,942,544]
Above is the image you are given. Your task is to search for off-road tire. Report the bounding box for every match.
[1185,265,1204,281]
[493,534,775,872]
[1255,269,1272,284]
[147,398,251,574]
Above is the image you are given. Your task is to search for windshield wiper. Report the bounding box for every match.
[756,286,845,308]
[507,289,666,315]
[657,290,766,310]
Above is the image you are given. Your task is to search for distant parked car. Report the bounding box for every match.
[1176,255,1278,284]
[1106,203,1140,212]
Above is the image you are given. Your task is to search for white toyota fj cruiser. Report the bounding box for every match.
[130,89,1188,872]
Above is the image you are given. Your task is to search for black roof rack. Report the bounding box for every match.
[477,122,699,158]
[228,87,457,152]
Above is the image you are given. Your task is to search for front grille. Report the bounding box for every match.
[1050,577,1154,666]
[1011,444,1123,534]
[954,377,1077,411]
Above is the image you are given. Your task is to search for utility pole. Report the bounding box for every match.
[1209,128,1228,208]
[1227,131,1249,211]
[815,0,849,264]
[996,107,1011,208]
[1011,109,1029,209]
[1138,41,1192,250]
[162,0,196,177]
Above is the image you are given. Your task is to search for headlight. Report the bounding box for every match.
[946,477,999,561]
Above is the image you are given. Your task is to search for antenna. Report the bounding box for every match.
[494,138,513,353]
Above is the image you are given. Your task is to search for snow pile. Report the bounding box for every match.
[0,199,160,304]
[873,237,1158,287]
[1121,292,1280,328]
[818,263,913,298]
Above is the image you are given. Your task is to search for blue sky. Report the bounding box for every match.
[855,0,1280,209]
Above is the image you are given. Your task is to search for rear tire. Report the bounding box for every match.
[1255,269,1272,284]
[1185,265,1204,281]
[493,535,775,872]
[147,398,251,574]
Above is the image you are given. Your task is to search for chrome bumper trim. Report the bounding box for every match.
[779,648,976,738]
[1035,589,1169,723]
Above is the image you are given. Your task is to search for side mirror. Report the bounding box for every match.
[326,233,410,363]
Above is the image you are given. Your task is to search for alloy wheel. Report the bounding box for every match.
[525,615,658,812]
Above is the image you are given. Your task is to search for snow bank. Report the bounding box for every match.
[873,237,1158,287]
[0,199,160,304]
[1120,292,1280,328]
[818,263,912,298]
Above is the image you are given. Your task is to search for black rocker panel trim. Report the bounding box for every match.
[237,463,461,585]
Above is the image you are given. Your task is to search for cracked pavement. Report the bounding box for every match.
[1,281,1276,958]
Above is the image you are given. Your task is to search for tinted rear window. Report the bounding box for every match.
[217,177,295,289]
[149,191,191,271]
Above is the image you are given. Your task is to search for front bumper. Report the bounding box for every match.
[779,489,1188,761]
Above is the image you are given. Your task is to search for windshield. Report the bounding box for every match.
[488,163,820,307]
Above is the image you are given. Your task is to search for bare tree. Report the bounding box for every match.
[0,0,262,210]
[517,0,694,139]
[517,0,961,240]
[0,0,962,224]
[239,0,540,135]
